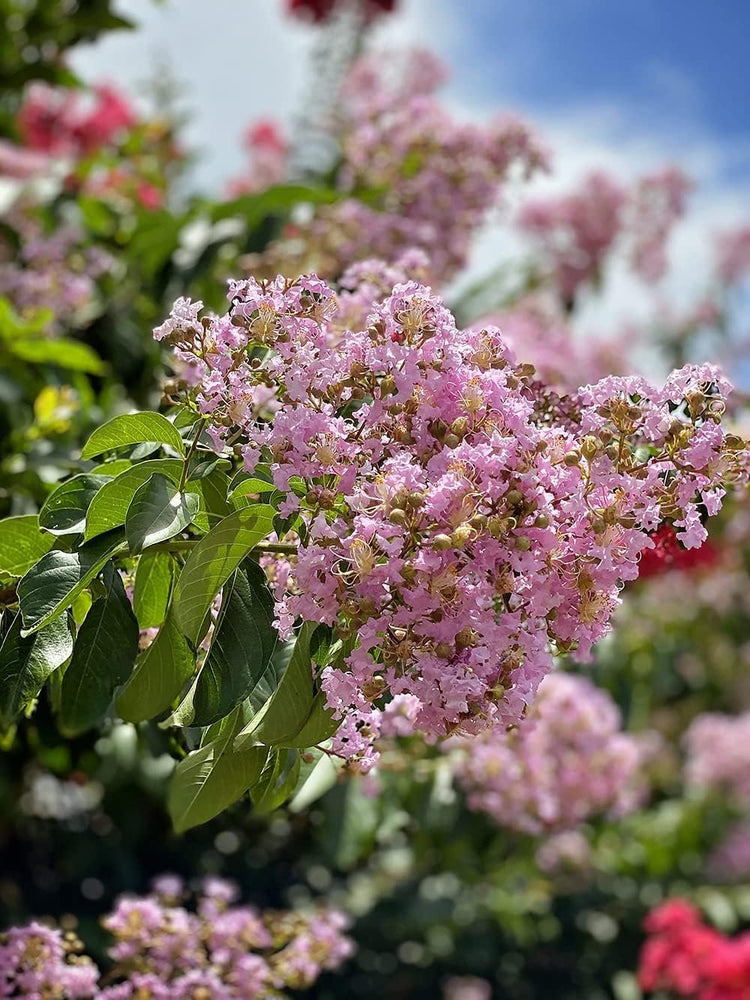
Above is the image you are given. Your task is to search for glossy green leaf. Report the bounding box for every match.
[0,610,73,730]
[39,474,111,535]
[189,561,278,726]
[133,551,174,629]
[289,749,340,813]
[81,411,184,460]
[168,707,269,833]
[116,611,195,723]
[0,516,54,578]
[125,474,200,553]
[188,468,231,533]
[18,531,124,635]
[280,690,339,748]
[251,748,300,815]
[173,505,275,644]
[234,621,317,750]
[59,567,139,736]
[84,459,182,540]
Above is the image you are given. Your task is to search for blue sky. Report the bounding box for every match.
[441,0,750,182]
[451,1,748,129]
[72,0,750,339]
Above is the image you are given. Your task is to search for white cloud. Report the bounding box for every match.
[71,0,749,360]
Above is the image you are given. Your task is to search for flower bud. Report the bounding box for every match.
[515,535,531,551]
[581,435,599,459]
[455,627,477,650]
[433,533,453,550]
[389,508,408,525]
[435,642,454,659]
[563,450,581,467]
[451,524,474,548]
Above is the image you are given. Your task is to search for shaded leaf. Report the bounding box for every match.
[251,748,300,815]
[168,707,269,833]
[59,566,139,736]
[116,611,194,723]
[0,611,73,730]
[189,560,278,726]
[39,474,110,535]
[289,750,340,813]
[234,621,317,750]
[18,531,124,635]
[173,505,275,644]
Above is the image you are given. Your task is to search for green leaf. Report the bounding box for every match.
[39,474,111,535]
[0,611,73,730]
[211,184,338,224]
[173,505,275,644]
[228,478,275,507]
[133,551,174,629]
[59,566,139,736]
[234,621,317,750]
[10,337,106,374]
[0,516,54,578]
[188,468,231,533]
[125,474,200,553]
[289,750,340,813]
[84,459,182,540]
[18,531,124,635]
[280,690,339,748]
[116,611,195,723]
[189,560,278,726]
[80,411,184,460]
[168,707,269,833]
[251,748,300,815]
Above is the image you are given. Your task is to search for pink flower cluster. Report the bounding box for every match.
[448,672,648,834]
[639,899,750,1000]
[254,50,546,284]
[0,922,98,998]
[715,225,750,285]
[0,205,110,332]
[156,270,744,769]
[227,119,289,197]
[443,976,493,1000]
[286,0,397,23]
[17,82,136,158]
[0,877,353,999]
[519,166,692,302]
[479,304,632,392]
[519,170,628,303]
[683,711,750,806]
[629,167,693,282]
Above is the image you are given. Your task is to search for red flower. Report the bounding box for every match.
[639,900,750,999]
[638,523,719,579]
[286,0,396,23]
